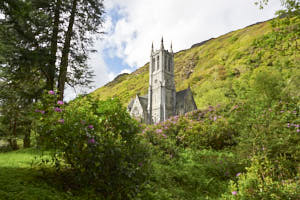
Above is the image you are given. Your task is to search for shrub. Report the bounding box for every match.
[222,155,300,200]
[33,92,151,199]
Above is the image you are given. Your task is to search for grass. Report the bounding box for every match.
[0,148,103,200]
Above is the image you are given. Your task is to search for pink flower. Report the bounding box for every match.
[162,134,167,138]
[54,107,62,112]
[57,100,64,105]
[232,191,237,195]
[236,173,241,177]
[88,138,95,144]
[156,129,163,134]
[287,123,290,128]
[88,125,94,129]
[48,90,55,95]
[40,110,45,114]
[297,129,300,133]
[58,119,64,123]
[35,109,40,113]
[213,116,217,121]
[138,162,143,167]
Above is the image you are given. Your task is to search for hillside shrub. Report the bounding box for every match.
[222,155,300,200]
[33,92,151,199]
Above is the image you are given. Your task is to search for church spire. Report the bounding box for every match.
[170,41,173,53]
[161,36,164,50]
[151,42,154,54]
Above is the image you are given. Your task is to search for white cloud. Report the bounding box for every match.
[103,0,283,68]
[120,68,132,74]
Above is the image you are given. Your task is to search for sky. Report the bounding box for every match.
[65,0,283,101]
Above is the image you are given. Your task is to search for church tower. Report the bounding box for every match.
[147,38,176,124]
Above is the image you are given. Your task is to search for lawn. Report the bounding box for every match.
[0,148,102,200]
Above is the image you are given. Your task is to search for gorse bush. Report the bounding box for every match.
[33,92,151,199]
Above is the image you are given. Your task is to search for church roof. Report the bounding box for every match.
[127,94,148,112]
[176,88,189,103]
[138,95,148,112]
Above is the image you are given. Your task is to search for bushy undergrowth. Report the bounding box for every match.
[33,93,151,199]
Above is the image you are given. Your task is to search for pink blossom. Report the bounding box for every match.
[236,173,241,177]
[297,129,300,133]
[88,138,95,144]
[40,110,45,114]
[88,125,94,129]
[213,116,217,121]
[287,123,290,128]
[162,134,167,138]
[232,191,237,195]
[54,107,62,112]
[156,129,163,134]
[57,100,64,105]
[48,90,55,95]
[35,109,40,113]
[58,119,64,123]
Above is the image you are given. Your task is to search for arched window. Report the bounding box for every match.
[165,55,168,70]
[157,56,159,70]
[152,58,155,71]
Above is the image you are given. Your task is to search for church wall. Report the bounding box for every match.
[130,97,145,123]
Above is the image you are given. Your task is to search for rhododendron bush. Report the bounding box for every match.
[33,92,151,199]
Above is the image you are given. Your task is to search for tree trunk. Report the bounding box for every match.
[8,118,18,150]
[47,0,62,91]
[58,0,78,100]
[23,127,31,148]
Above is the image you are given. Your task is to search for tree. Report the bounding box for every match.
[0,0,105,148]
[0,0,105,100]
[255,0,300,15]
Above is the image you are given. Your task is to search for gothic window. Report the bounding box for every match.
[157,56,159,70]
[152,58,155,71]
[165,55,168,70]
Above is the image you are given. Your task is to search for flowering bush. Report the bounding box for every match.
[33,93,151,199]
[222,155,300,199]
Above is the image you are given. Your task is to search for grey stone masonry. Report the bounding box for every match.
[128,38,197,124]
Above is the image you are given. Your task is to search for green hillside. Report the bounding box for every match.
[91,16,299,108]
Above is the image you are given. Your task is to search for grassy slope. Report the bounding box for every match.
[91,19,278,108]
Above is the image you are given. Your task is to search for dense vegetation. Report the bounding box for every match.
[0,5,299,200]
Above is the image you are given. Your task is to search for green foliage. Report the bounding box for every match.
[222,155,300,199]
[135,149,242,200]
[33,92,151,199]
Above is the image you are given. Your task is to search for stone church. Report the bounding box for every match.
[128,38,197,124]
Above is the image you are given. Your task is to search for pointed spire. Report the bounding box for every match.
[161,36,164,50]
[151,42,154,54]
[170,41,173,53]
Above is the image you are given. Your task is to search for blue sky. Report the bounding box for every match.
[65,0,283,100]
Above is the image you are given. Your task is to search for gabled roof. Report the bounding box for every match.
[127,94,148,112]
[138,95,148,113]
[176,88,189,103]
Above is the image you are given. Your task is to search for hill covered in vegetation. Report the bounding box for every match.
[91,17,299,109]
